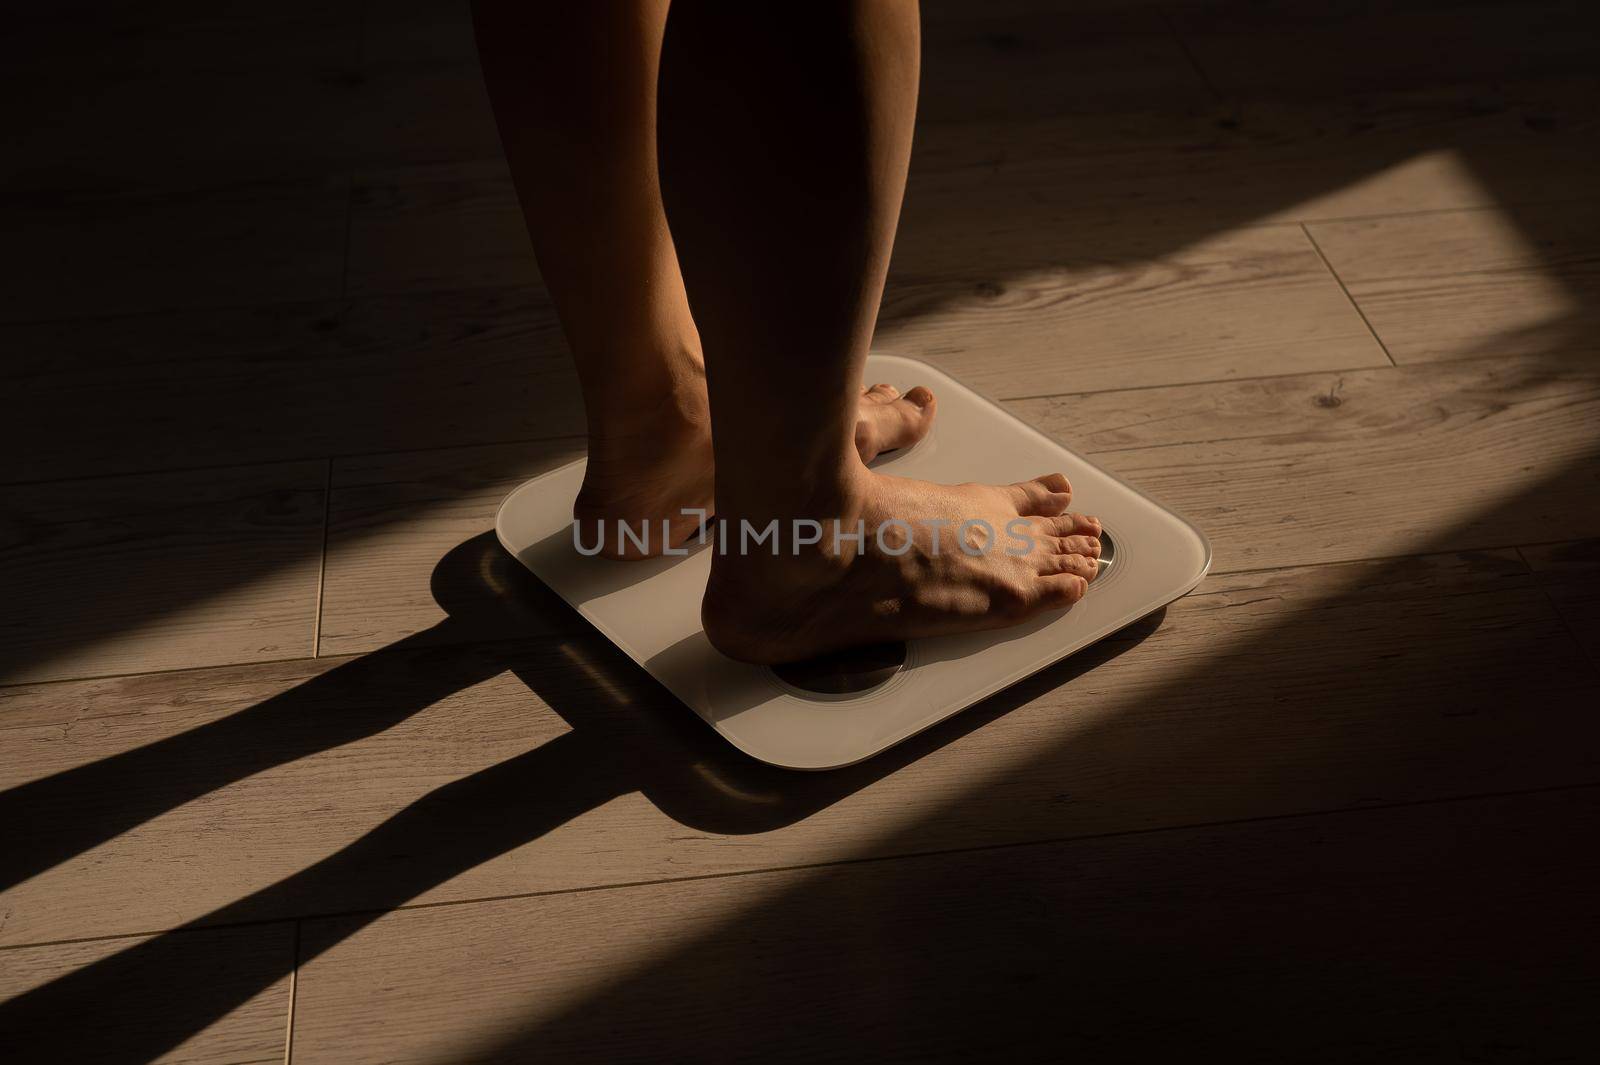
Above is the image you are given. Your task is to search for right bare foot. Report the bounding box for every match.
[702,469,1102,664]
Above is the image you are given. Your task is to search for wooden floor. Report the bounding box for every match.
[3,1,1599,1061]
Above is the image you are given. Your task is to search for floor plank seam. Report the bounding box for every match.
[1155,4,1228,111]
[1515,545,1598,676]
[1255,195,1600,231]
[994,360,1393,404]
[282,920,302,1065]
[0,634,563,692]
[1299,222,1397,367]
[6,779,1597,953]
[0,434,586,490]
[311,459,334,658]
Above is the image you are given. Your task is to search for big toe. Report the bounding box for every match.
[1010,473,1073,516]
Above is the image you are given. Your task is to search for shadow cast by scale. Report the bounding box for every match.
[0,531,1164,1063]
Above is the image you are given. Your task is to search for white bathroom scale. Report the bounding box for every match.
[496,354,1210,770]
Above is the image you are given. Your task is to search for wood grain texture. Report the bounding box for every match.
[319,438,585,656]
[1520,538,1600,665]
[343,162,542,297]
[0,288,583,483]
[1307,202,1600,365]
[337,81,1600,315]
[4,548,1594,944]
[289,787,1600,1064]
[915,4,1206,125]
[2,50,496,196]
[0,1,359,79]
[907,78,1600,235]
[341,168,1387,399]
[0,178,348,323]
[362,0,479,66]
[1010,356,1600,572]
[0,922,294,1065]
[1,301,344,481]
[0,462,326,685]
[1169,0,1600,100]
[881,224,1387,396]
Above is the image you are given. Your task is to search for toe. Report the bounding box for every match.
[1043,511,1100,537]
[865,382,900,403]
[1010,473,1073,516]
[1038,552,1098,580]
[1037,572,1089,608]
[1053,534,1101,558]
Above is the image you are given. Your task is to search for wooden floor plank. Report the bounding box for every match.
[343,161,540,298]
[338,78,1600,306]
[1012,356,1600,572]
[0,288,584,484]
[1520,538,1600,665]
[1307,202,1600,365]
[362,0,479,66]
[318,439,584,656]
[0,462,326,685]
[0,2,360,79]
[906,77,1600,241]
[4,546,1594,945]
[287,787,1600,1063]
[338,63,502,173]
[881,223,1387,395]
[2,301,345,482]
[0,921,294,1065]
[0,178,349,323]
[1169,0,1600,100]
[343,166,1385,394]
[337,84,1598,402]
[914,3,1206,125]
[2,53,496,197]
[1,70,348,194]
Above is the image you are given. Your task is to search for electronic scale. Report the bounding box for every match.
[497,354,1210,770]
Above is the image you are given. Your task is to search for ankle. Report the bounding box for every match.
[584,360,708,447]
[714,425,869,517]
[706,461,876,591]
[577,332,706,415]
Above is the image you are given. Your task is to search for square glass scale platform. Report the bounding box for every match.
[497,354,1210,770]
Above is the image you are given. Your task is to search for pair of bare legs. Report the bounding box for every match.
[473,0,1100,664]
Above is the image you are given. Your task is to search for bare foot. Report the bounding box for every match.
[702,469,1102,663]
[575,371,938,559]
